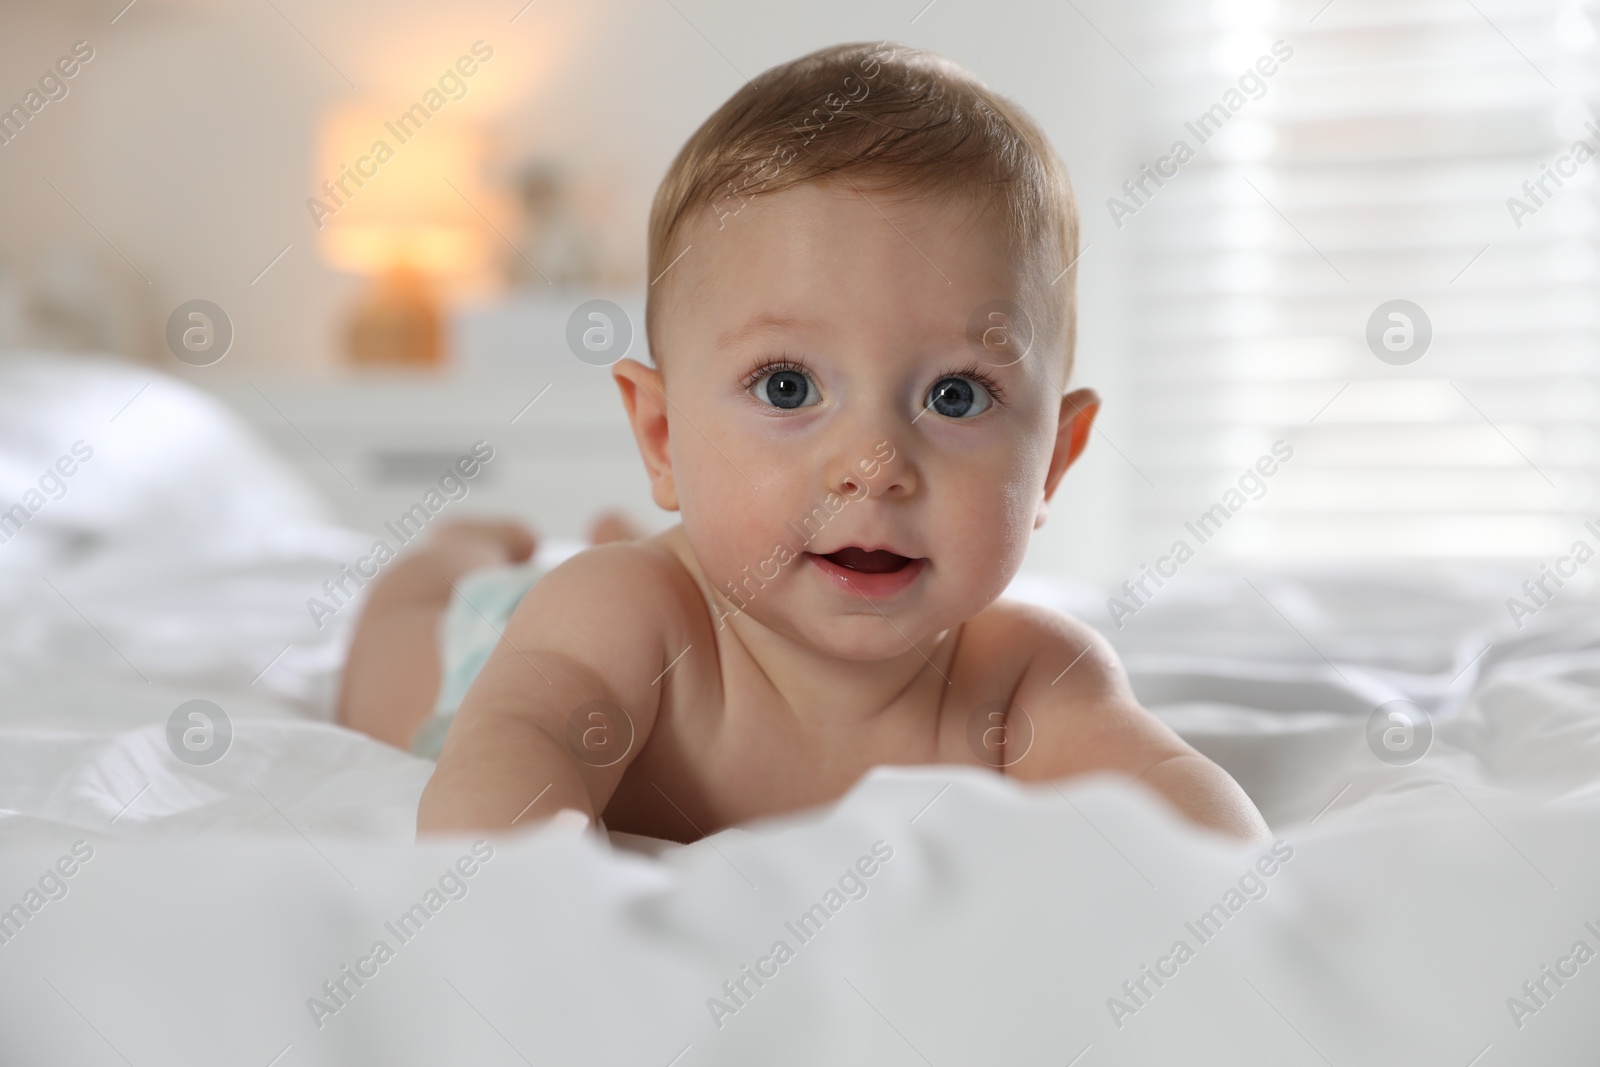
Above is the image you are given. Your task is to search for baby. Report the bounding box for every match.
[343,42,1269,843]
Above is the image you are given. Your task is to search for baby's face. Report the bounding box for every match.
[617,180,1094,660]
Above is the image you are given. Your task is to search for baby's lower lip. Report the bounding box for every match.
[804,553,927,598]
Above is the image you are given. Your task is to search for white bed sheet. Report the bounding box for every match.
[2,352,1598,1063]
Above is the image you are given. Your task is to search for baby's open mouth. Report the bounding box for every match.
[805,546,927,597]
[818,547,916,573]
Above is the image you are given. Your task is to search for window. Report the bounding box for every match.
[1127,0,1599,560]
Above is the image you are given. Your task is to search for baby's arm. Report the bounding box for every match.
[416,543,688,835]
[1002,605,1270,842]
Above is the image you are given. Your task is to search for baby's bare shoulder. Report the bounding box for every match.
[497,536,706,671]
[961,598,1187,776]
[539,536,696,598]
[960,597,1128,697]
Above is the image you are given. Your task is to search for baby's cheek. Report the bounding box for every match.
[1004,470,1041,531]
[680,474,786,576]
[943,472,1034,592]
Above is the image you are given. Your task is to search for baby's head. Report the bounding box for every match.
[613,41,1099,659]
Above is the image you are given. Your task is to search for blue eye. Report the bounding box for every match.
[753,367,818,409]
[926,376,992,418]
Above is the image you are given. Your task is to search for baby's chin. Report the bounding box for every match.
[727,583,974,663]
[805,613,945,661]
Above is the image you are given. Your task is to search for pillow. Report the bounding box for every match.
[0,350,336,569]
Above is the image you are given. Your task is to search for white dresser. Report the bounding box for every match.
[204,292,662,545]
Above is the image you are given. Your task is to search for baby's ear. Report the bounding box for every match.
[1037,387,1100,526]
[612,358,679,511]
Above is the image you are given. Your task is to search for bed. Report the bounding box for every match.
[2,351,1597,1064]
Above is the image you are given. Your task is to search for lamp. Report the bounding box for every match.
[313,102,495,367]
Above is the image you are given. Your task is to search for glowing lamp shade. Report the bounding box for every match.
[313,102,496,366]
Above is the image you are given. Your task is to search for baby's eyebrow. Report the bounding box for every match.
[716,312,826,351]
[719,312,985,349]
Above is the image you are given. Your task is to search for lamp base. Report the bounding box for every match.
[345,266,443,367]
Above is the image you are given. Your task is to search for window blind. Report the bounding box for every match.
[1123,0,1599,561]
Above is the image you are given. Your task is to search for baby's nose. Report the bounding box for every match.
[832,472,883,502]
[830,443,912,499]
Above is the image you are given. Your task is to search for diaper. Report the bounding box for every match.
[410,562,544,760]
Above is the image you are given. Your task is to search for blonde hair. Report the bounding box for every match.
[645,41,1079,378]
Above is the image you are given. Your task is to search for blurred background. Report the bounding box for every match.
[0,0,1595,586]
